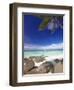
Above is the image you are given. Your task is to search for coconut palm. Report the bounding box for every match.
[34,15,63,33]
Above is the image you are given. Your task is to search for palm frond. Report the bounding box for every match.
[39,17,52,30]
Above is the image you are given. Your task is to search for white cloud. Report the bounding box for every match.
[24,43,63,50]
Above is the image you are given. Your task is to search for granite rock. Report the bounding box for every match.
[24,58,35,73]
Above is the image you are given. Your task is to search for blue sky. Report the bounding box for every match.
[23,14,63,50]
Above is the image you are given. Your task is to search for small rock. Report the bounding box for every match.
[54,59,59,63]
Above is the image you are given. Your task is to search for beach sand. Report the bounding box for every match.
[54,62,63,73]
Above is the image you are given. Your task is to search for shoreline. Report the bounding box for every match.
[24,55,63,74]
[34,55,63,67]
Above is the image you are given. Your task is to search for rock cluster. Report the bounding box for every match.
[24,56,63,74]
[29,56,45,63]
[37,61,54,73]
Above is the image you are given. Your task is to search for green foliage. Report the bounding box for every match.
[39,17,51,30]
[34,15,63,33]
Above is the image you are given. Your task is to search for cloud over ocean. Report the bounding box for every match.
[24,43,63,50]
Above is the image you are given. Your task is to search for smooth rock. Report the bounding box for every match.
[25,67,38,74]
[37,61,54,73]
[24,58,35,73]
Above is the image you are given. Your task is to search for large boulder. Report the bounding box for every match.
[37,61,54,73]
[24,58,35,73]
[25,66,38,74]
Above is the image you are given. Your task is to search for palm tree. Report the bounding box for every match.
[34,15,63,33]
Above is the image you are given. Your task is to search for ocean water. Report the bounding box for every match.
[24,49,63,58]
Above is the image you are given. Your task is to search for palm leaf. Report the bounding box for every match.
[34,15,63,32]
[39,17,52,30]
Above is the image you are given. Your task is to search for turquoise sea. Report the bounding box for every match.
[24,49,63,58]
